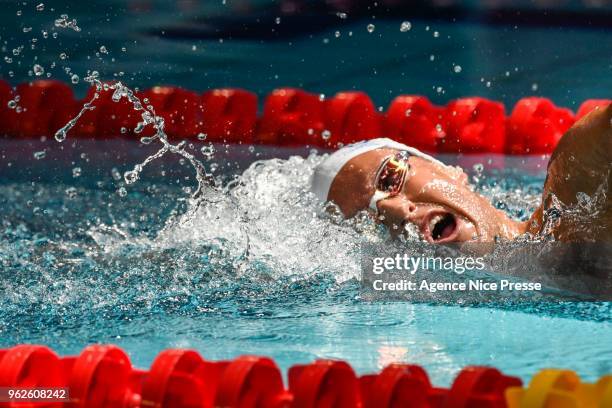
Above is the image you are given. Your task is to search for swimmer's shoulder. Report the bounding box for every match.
[529,104,611,241]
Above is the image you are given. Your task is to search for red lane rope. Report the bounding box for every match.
[1,344,610,407]
[0,79,610,154]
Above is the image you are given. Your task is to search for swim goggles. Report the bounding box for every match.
[369,151,411,212]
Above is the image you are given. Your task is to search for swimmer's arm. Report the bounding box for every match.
[526,104,612,240]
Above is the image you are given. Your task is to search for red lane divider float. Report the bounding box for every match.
[289,360,360,408]
[0,79,609,154]
[0,81,18,136]
[201,88,258,144]
[1,344,612,407]
[506,97,575,154]
[5,81,77,138]
[143,87,204,140]
[68,83,140,140]
[442,98,506,154]
[385,95,444,152]
[322,92,381,148]
[257,88,325,146]
[576,99,612,120]
[359,363,438,407]
[64,345,138,408]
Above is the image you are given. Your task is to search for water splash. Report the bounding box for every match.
[54,14,81,32]
[539,168,610,241]
[54,72,215,208]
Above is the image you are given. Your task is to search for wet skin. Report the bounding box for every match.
[326,104,611,243]
[527,103,611,242]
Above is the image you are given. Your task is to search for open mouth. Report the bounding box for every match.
[427,213,458,242]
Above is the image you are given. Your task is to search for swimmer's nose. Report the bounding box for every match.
[376,198,418,233]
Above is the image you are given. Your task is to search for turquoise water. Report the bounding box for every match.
[1,0,611,388]
[1,140,611,386]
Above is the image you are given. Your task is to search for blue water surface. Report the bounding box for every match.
[1,139,611,386]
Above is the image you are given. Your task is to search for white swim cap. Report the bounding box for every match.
[311,138,445,202]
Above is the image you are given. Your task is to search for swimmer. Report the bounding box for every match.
[311,104,611,243]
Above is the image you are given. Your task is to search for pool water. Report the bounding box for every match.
[1,139,611,386]
[1,0,611,389]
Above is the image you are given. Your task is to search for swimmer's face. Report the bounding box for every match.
[327,148,521,242]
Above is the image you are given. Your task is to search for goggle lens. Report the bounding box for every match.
[376,152,410,196]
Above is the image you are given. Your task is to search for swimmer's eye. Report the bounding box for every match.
[375,152,410,196]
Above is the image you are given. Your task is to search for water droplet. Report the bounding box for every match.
[72,167,81,178]
[120,127,127,134]
[117,187,127,197]
[54,129,66,142]
[435,124,443,133]
[322,130,331,140]
[405,109,412,117]
[7,100,17,109]
[275,17,281,24]
[336,12,347,19]
[33,150,46,160]
[59,52,67,60]
[319,93,325,101]
[124,170,138,184]
[65,187,77,199]
[433,31,439,38]
[400,21,411,32]
[429,54,435,61]
[335,31,341,38]
[111,167,122,181]
[99,45,108,54]
[248,145,255,153]
[200,144,215,160]
[55,14,81,32]
[197,133,207,141]
[36,3,44,11]
[70,74,79,84]
[531,83,538,91]
[453,65,462,73]
[33,64,44,76]
[367,24,375,33]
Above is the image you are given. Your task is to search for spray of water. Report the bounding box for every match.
[54,72,216,207]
